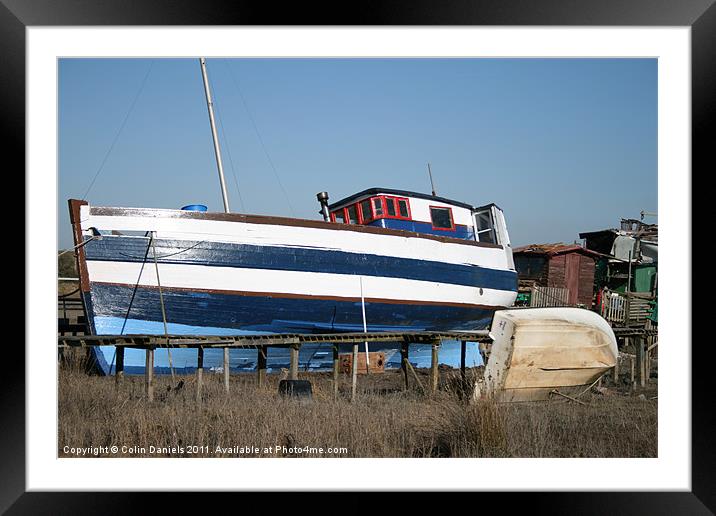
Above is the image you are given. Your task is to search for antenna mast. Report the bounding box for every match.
[200,57,231,213]
[427,162,437,196]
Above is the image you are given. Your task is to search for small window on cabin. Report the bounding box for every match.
[475,209,497,244]
[334,210,347,223]
[398,199,410,218]
[347,204,359,224]
[372,198,383,217]
[430,207,454,230]
[360,200,372,223]
[386,198,397,217]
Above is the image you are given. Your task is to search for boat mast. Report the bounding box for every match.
[199,57,231,213]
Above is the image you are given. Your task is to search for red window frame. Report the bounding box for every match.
[330,195,413,224]
[383,196,412,220]
[429,205,456,231]
[345,204,359,225]
[371,197,385,220]
[358,199,374,224]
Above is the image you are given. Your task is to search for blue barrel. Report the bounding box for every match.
[181,204,208,212]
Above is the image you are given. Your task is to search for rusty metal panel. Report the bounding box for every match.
[338,352,386,374]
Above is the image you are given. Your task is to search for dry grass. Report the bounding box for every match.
[58,360,657,458]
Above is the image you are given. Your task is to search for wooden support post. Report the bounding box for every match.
[460,340,467,398]
[115,346,125,387]
[332,344,339,400]
[257,347,267,387]
[612,352,619,386]
[430,341,439,393]
[223,347,230,394]
[196,346,204,403]
[630,355,635,389]
[406,359,425,393]
[145,347,154,401]
[289,345,299,381]
[478,342,488,365]
[636,337,645,387]
[350,343,359,402]
[401,342,410,391]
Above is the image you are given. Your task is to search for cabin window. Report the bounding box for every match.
[386,197,397,217]
[347,204,359,224]
[360,200,373,223]
[398,199,410,218]
[474,208,497,244]
[333,210,347,223]
[430,206,455,230]
[372,198,384,217]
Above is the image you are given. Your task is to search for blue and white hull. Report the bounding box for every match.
[69,200,518,375]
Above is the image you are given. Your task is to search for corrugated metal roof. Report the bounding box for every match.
[513,243,601,257]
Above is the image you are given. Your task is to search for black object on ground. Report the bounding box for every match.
[278,379,313,398]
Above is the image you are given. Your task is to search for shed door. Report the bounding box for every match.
[565,253,580,305]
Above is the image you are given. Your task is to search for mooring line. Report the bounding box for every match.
[119,235,153,336]
[150,232,176,383]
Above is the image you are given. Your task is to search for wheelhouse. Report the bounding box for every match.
[326,188,511,250]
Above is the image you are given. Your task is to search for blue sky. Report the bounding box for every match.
[58,58,657,249]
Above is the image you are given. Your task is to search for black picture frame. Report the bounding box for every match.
[7,0,711,512]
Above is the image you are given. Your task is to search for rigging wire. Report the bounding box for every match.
[222,60,295,216]
[80,59,155,200]
[208,68,246,212]
[119,232,153,336]
[215,110,246,212]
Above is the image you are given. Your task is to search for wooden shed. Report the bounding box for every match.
[513,243,600,307]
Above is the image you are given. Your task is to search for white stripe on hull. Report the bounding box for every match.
[79,209,512,270]
[86,260,517,307]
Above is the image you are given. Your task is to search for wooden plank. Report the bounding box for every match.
[350,343,358,402]
[634,337,645,388]
[223,347,230,394]
[145,348,154,401]
[401,342,409,391]
[115,346,124,386]
[430,342,439,393]
[289,345,299,381]
[196,346,204,403]
[257,347,267,387]
[57,331,491,348]
[612,353,619,386]
[630,355,635,388]
[405,359,425,393]
[460,340,467,399]
[332,344,339,400]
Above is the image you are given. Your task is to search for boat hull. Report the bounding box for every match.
[69,200,518,375]
[474,307,618,402]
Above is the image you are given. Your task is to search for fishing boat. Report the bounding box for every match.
[68,189,518,373]
[66,59,518,375]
